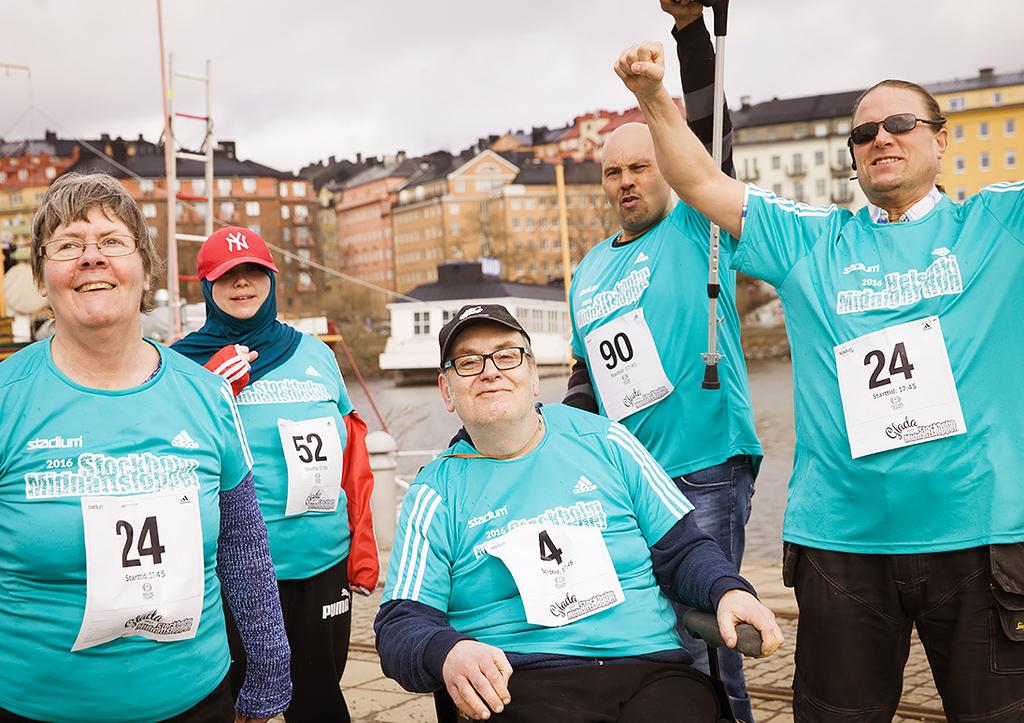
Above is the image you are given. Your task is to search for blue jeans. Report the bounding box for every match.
[673,456,756,723]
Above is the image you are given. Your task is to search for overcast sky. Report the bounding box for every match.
[2,0,1020,173]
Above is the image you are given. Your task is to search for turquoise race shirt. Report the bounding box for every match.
[570,201,762,478]
[736,182,1024,553]
[233,334,353,580]
[0,340,251,723]
[382,404,694,657]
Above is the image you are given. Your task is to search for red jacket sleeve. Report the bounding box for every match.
[342,410,379,591]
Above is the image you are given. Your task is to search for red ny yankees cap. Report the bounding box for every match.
[197,226,279,281]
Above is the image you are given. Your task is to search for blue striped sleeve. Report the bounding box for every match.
[382,482,451,612]
[606,421,694,544]
[735,184,846,288]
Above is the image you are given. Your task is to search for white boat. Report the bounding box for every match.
[379,261,571,383]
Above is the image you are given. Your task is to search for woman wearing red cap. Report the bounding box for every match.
[0,172,291,722]
[174,226,378,723]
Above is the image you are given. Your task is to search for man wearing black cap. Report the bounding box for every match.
[374,304,782,722]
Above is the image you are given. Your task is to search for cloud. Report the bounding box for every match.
[3,0,1019,171]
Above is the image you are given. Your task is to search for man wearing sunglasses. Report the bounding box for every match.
[614,38,1024,723]
[374,304,783,722]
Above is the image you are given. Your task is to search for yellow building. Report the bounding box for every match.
[933,67,1024,199]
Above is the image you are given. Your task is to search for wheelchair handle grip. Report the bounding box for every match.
[682,609,764,658]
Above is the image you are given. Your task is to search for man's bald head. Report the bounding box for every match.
[601,123,673,241]
[602,122,658,165]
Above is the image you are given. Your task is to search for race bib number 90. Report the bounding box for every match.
[584,309,674,421]
[834,316,966,458]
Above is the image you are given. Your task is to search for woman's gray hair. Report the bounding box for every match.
[31,172,164,312]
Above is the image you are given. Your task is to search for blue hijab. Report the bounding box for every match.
[172,270,303,383]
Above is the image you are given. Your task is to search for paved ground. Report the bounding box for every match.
[329,558,946,723]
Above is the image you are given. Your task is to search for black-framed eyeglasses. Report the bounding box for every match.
[40,235,138,261]
[848,113,946,146]
[443,347,532,377]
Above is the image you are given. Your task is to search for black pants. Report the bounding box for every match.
[483,661,724,722]
[0,675,234,723]
[226,557,353,723]
[787,543,1024,722]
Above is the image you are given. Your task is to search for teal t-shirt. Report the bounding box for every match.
[234,334,353,580]
[382,404,694,657]
[0,340,251,723]
[736,182,1024,553]
[570,201,762,478]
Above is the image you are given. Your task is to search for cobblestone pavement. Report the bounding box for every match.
[335,558,946,722]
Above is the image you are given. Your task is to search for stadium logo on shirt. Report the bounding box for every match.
[836,253,962,315]
[572,475,598,494]
[171,430,200,449]
[26,435,83,451]
[634,252,649,264]
[305,365,322,378]
[468,505,509,528]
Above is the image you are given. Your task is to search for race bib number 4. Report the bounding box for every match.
[278,416,343,516]
[834,316,966,458]
[584,309,674,421]
[73,489,204,651]
[484,524,624,628]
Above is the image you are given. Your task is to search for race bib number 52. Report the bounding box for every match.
[834,316,966,458]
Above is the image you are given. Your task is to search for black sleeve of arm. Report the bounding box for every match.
[374,599,473,693]
[650,513,756,610]
[673,18,735,179]
[562,356,599,414]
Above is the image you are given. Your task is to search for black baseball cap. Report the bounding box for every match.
[438,304,531,367]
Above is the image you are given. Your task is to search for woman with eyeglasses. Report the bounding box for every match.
[173,226,378,723]
[0,172,290,722]
[613,41,1024,722]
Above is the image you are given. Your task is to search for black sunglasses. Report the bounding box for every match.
[848,112,946,145]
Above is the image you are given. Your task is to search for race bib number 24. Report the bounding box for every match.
[834,316,966,458]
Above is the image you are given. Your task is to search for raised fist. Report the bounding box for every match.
[205,344,257,396]
[614,41,666,100]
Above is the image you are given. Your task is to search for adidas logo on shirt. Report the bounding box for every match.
[572,475,598,495]
[171,429,200,449]
[305,365,322,377]
[634,252,649,264]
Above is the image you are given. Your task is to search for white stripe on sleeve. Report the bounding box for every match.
[394,486,443,601]
[607,423,692,519]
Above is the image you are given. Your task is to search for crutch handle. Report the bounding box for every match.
[697,0,729,37]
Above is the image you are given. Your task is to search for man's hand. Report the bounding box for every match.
[660,0,704,31]
[234,715,270,723]
[614,41,666,102]
[716,589,784,657]
[442,640,513,720]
